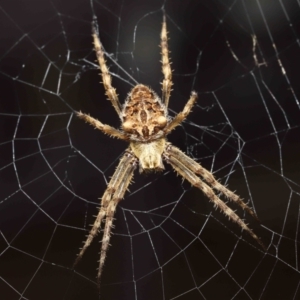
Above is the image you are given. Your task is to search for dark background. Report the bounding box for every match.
[1,0,300,299]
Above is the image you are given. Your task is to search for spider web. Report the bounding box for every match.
[1,0,300,299]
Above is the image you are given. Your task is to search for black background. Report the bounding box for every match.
[1,0,300,299]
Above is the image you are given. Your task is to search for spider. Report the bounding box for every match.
[74,15,265,284]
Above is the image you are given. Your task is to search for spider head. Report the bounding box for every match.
[130,138,166,173]
[122,84,168,141]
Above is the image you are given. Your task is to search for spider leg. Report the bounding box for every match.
[164,150,266,250]
[77,111,128,140]
[97,158,136,284]
[161,14,173,108]
[165,143,259,221]
[164,91,198,135]
[74,150,137,267]
[92,22,122,117]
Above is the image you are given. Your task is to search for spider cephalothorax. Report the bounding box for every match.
[75,15,265,285]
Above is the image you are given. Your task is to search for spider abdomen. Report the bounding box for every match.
[130,138,165,173]
[122,84,168,140]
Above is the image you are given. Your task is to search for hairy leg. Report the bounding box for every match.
[161,15,173,108]
[92,22,122,116]
[74,151,136,267]
[97,157,136,284]
[165,143,259,221]
[77,111,128,140]
[164,151,266,250]
[164,91,198,134]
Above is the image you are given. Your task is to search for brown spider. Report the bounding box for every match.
[74,15,265,284]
